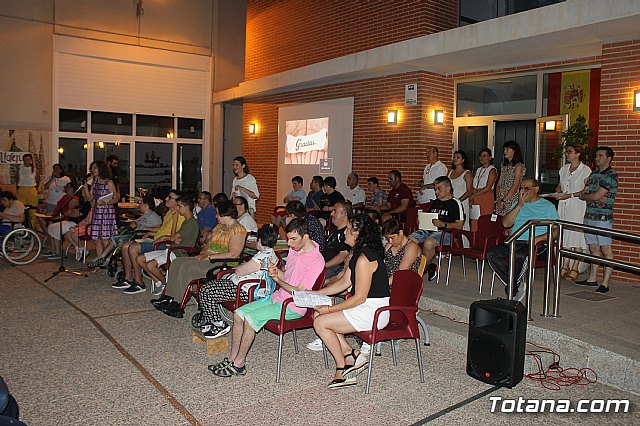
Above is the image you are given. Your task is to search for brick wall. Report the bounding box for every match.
[242,71,454,224]
[598,39,640,282]
[245,0,458,80]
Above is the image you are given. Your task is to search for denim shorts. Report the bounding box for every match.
[584,219,613,246]
[409,229,450,245]
[139,240,167,254]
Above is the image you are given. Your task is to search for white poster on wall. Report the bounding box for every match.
[405,83,418,106]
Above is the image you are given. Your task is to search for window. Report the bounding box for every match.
[59,109,87,133]
[135,142,172,199]
[456,75,537,117]
[459,0,565,26]
[137,115,174,138]
[91,112,133,135]
[178,144,202,195]
[178,118,203,139]
[58,138,88,185]
[93,142,130,199]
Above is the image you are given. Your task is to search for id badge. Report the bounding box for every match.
[491,214,498,222]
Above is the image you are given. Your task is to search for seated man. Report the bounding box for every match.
[271,176,307,226]
[208,217,325,377]
[112,190,184,290]
[313,176,344,223]
[409,176,464,281]
[487,177,559,301]
[367,176,388,212]
[344,172,366,210]
[305,175,324,214]
[381,169,415,223]
[195,191,217,241]
[279,200,325,251]
[322,200,352,279]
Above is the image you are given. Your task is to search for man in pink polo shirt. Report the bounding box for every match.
[209,217,325,377]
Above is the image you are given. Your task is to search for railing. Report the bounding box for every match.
[504,219,640,320]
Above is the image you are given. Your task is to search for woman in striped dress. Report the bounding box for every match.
[83,161,118,264]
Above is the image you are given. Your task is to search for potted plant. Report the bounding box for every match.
[560,114,594,164]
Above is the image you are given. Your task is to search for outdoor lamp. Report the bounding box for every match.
[434,110,444,125]
[387,110,398,125]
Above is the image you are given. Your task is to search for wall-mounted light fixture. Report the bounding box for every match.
[57,147,64,154]
[544,120,556,131]
[249,123,257,134]
[434,110,444,125]
[634,89,640,112]
[97,141,105,149]
[387,110,398,125]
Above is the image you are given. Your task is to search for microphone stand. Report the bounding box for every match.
[44,181,88,282]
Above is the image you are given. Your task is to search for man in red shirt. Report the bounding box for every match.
[381,169,415,222]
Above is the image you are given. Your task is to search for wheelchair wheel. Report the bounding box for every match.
[116,270,124,281]
[2,228,41,265]
[107,263,117,277]
[191,311,204,329]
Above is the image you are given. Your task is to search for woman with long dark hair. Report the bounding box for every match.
[448,150,473,230]
[495,140,525,216]
[468,148,498,231]
[83,160,118,264]
[231,156,259,217]
[314,213,390,389]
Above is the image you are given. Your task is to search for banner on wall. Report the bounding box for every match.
[0,151,26,165]
[560,70,591,125]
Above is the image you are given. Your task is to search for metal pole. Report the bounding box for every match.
[552,223,563,318]
[526,224,536,321]
[508,240,516,300]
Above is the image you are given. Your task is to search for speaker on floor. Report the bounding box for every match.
[466,298,527,388]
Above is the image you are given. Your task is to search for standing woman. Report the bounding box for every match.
[231,156,259,217]
[17,154,39,227]
[43,164,71,214]
[495,140,525,216]
[83,160,118,264]
[468,148,498,231]
[555,144,591,281]
[447,150,473,230]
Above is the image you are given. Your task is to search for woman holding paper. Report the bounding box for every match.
[555,144,591,281]
[83,160,118,263]
[468,148,497,231]
[313,213,390,389]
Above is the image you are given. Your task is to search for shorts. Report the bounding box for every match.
[409,229,450,245]
[111,234,134,246]
[342,297,391,332]
[48,221,76,240]
[144,249,176,267]
[235,297,302,332]
[139,240,166,254]
[584,219,613,246]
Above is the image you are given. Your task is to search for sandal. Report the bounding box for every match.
[343,351,369,379]
[565,268,580,282]
[343,349,357,370]
[87,257,105,268]
[328,367,357,389]
[208,357,230,373]
[213,362,246,377]
[560,267,569,278]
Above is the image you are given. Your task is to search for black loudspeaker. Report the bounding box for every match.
[466,298,527,388]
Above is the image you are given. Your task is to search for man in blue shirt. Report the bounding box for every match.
[487,177,559,301]
[196,191,217,240]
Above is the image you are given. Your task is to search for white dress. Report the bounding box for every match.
[448,169,470,231]
[232,174,260,214]
[558,162,591,249]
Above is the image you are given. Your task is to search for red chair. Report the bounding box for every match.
[446,214,505,292]
[262,270,326,383]
[353,270,425,394]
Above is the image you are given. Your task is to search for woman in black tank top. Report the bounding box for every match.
[313,213,391,389]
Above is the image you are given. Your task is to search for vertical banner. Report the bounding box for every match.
[560,70,591,125]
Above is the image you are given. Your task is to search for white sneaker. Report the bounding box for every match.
[75,247,85,262]
[306,337,323,351]
[360,342,371,355]
[151,281,165,296]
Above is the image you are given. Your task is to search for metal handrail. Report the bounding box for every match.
[503,218,640,319]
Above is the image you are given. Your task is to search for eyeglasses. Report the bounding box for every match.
[233,202,243,206]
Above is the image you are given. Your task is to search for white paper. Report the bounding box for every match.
[98,192,114,203]
[292,291,333,308]
[470,204,481,220]
[541,192,563,199]
[418,212,439,231]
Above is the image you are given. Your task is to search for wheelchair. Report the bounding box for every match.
[0,205,42,265]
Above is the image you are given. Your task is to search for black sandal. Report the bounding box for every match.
[328,367,356,389]
[343,349,358,370]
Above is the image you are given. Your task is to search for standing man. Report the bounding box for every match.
[576,146,618,293]
[381,169,415,223]
[106,154,121,200]
[418,146,447,205]
[345,172,366,210]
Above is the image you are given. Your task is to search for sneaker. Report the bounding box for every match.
[112,279,132,289]
[123,283,146,294]
[201,323,214,334]
[150,281,165,296]
[575,279,598,287]
[203,322,231,339]
[306,337,323,351]
[595,285,609,293]
[427,263,438,281]
[150,295,172,308]
[75,247,85,262]
[360,342,371,355]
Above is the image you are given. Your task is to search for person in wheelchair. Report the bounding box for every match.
[133,195,199,295]
[0,192,25,235]
[152,199,247,318]
[197,224,279,339]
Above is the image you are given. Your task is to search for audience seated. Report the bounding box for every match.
[111,190,184,291]
[409,176,464,281]
[0,192,25,235]
[381,169,415,223]
[381,219,422,287]
[313,213,390,389]
[234,196,258,233]
[278,200,325,251]
[314,176,344,222]
[44,183,81,258]
[271,176,307,226]
[198,224,279,339]
[208,218,324,378]
[195,191,217,240]
[151,199,247,318]
[366,177,387,212]
[345,172,366,210]
[135,195,200,295]
[305,175,324,214]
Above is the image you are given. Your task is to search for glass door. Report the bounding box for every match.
[457,126,489,172]
[535,114,568,194]
[93,141,131,199]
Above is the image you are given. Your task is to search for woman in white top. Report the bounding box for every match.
[234,195,258,233]
[17,153,39,209]
[43,164,71,214]
[468,148,498,232]
[231,156,259,217]
[447,150,473,230]
[555,144,591,281]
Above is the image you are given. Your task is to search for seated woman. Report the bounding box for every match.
[63,209,93,261]
[198,224,279,339]
[313,213,390,389]
[45,183,81,258]
[381,219,422,286]
[151,199,247,318]
[234,196,258,233]
[0,192,25,235]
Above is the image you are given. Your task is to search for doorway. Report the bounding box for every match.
[493,120,536,179]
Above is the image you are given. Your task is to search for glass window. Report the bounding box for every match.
[59,109,88,133]
[93,142,131,199]
[177,118,203,139]
[178,144,202,195]
[456,75,537,117]
[135,142,172,199]
[58,138,88,186]
[91,112,133,135]
[136,115,174,138]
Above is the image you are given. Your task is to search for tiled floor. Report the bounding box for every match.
[1,255,638,425]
